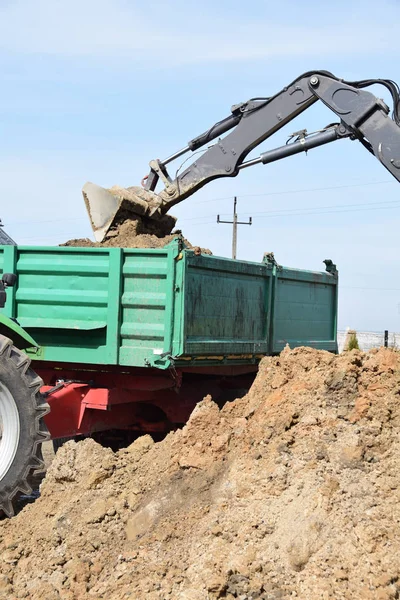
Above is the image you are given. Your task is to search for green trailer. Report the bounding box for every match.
[0,238,337,367]
[0,238,338,516]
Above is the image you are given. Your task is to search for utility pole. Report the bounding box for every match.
[217,197,252,259]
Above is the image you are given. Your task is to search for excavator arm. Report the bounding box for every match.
[84,71,400,241]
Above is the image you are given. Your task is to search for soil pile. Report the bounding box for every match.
[66,186,211,252]
[63,221,211,253]
[1,347,400,599]
[63,221,212,253]
[63,216,179,250]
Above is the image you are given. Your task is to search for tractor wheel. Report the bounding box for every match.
[0,335,49,517]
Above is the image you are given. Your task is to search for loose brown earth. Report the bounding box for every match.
[1,346,400,599]
[63,215,212,254]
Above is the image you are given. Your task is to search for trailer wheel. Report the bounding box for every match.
[0,335,49,517]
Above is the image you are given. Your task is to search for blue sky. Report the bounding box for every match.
[0,0,399,331]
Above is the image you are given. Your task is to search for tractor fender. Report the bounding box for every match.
[0,314,38,350]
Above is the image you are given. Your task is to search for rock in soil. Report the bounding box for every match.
[1,347,400,599]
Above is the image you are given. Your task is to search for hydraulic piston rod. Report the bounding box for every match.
[238,126,349,171]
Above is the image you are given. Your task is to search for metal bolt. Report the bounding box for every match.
[166,185,176,196]
[310,76,319,87]
[225,166,231,172]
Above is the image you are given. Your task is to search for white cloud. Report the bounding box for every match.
[0,0,398,65]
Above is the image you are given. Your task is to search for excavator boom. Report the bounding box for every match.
[84,71,400,241]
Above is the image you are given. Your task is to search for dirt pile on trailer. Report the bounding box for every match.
[63,217,212,253]
[1,346,400,599]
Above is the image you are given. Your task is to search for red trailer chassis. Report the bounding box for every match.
[35,362,257,441]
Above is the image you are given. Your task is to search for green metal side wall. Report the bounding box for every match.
[0,246,122,364]
[183,254,272,356]
[0,242,338,369]
[119,246,182,368]
[270,266,338,353]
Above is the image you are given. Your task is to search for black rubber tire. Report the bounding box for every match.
[0,335,49,517]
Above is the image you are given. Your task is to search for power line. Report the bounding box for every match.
[178,199,400,223]
[2,180,396,227]
[11,196,397,231]
[16,232,91,242]
[249,203,400,221]
[190,179,395,205]
[6,216,86,226]
[342,286,400,291]
[247,198,400,217]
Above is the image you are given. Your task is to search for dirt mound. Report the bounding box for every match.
[1,347,400,599]
[63,215,212,254]
[63,215,174,249]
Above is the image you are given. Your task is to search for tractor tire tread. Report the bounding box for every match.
[0,335,49,517]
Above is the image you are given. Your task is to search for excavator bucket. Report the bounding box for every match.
[83,183,124,242]
[83,182,150,242]
[82,182,176,242]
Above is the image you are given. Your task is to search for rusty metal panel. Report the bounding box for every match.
[182,254,272,356]
[270,266,338,353]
